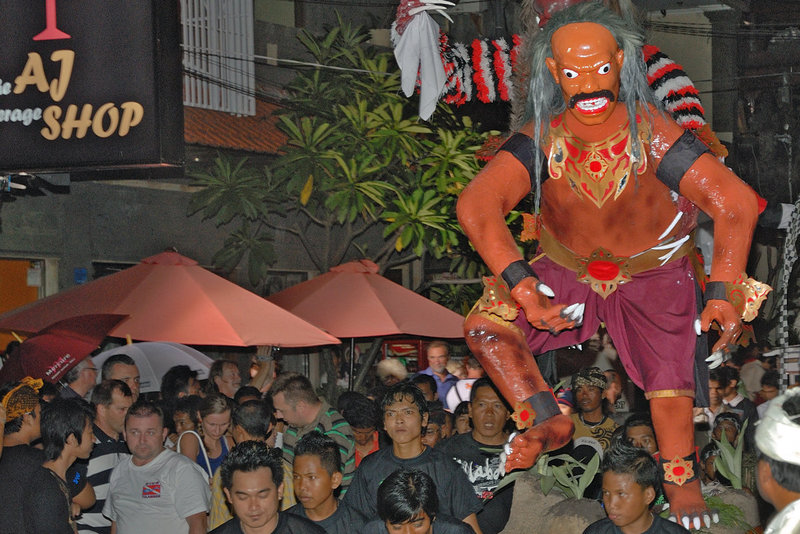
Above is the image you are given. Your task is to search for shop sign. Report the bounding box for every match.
[0,0,183,173]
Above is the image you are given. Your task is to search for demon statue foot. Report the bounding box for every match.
[663,480,718,530]
[502,413,574,472]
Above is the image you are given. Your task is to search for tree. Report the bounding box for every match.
[188,17,492,290]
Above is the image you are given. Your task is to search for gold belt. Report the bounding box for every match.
[537,226,695,299]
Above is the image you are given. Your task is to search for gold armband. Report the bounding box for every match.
[725,273,772,322]
[476,276,520,322]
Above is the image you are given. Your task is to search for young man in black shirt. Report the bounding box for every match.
[34,398,96,534]
[584,445,690,534]
[341,382,482,533]
[436,378,513,534]
[211,441,324,534]
[286,431,365,533]
[361,469,473,534]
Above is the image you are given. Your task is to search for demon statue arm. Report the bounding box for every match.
[649,110,760,352]
[457,143,583,332]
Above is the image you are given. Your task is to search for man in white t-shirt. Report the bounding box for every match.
[103,401,210,534]
[445,356,485,411]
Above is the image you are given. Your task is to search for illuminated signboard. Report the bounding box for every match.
[0,0,183,173]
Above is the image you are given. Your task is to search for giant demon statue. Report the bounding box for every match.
[455,2,769,529]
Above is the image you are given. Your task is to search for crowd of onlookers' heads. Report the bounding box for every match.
[1,339,799,534]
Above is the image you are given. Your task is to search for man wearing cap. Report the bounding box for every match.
[571,367,618,452]
[0,377,94,533]
[755,388,800,534]
[375,358,409,387]
[0,377,46,533]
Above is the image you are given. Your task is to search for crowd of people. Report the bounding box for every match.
[0,338,798,534]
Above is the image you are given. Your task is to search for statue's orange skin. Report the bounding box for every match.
[457,23,758,525]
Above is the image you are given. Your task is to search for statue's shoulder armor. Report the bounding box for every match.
[656,129,711,193]
[497,132,547,191]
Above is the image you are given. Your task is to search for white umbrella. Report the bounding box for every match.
[93,342,213,394]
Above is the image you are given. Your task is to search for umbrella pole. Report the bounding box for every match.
[349,338,355,391]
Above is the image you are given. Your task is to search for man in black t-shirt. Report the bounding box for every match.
[211,441,324,534]
[361,469,472,534]
[286,432,365,534]
[0,378,90,534]
[341,383,482,533]
[0,378,48,534]
[32,399,96,534]
[436,378,513,534]
[583,445,690,534]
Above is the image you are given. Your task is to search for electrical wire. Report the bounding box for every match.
[182,42,800,103]
[178,13,800,105]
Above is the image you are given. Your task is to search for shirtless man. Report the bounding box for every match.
[457,2,763,529]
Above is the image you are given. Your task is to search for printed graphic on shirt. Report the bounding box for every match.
[142,481,162,498]
[452,455,503,500]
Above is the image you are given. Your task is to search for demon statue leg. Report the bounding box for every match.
[464,313,573,471]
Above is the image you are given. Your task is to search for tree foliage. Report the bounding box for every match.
[189,17,492,290]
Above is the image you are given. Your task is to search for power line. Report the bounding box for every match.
[183,43,800,103]
[645,20,800,40]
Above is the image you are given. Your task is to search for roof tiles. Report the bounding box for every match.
[184,100,286,155]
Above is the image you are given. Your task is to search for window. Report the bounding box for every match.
[182,0,255,115]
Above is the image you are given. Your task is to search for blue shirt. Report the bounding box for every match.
[418,367,459,401]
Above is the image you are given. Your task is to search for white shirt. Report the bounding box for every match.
[445,379,477,411]
[103,448,210,534]
[765,499,800,534]
[758,399,772,420]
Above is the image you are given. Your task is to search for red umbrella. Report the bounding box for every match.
[267,260,465,339]
[0,252,340,348]
[0,314,127,383]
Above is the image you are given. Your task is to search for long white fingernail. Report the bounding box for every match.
[694,318,701,335]
[703,514,711,528]
[504,432,517,456]
[682,517,690,530]
[712,512,719,523]
[668,515,677,523]
[706,351,723,368]
[693,516,701,530]
[537,282,555,297]
[560,304,578,320]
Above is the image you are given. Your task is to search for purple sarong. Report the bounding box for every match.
[513,255,697,397]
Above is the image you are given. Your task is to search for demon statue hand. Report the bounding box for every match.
[457,3,767,530]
